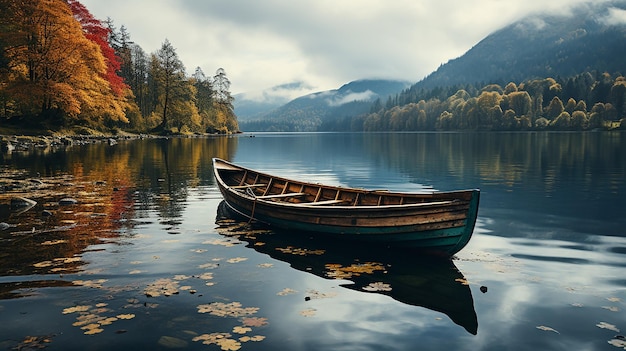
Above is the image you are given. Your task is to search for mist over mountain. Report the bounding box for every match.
[239,79,410,131]
[234,82,315,120]
[411,1,626,91]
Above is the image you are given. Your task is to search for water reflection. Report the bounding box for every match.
[216,201,478,335]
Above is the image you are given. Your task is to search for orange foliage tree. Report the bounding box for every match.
[0,0,128,125]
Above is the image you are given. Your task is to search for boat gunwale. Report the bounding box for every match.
[213,158,479,210]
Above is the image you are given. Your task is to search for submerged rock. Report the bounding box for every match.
[59,198,78,206]
[157,336,188,349]
[10,197,37,210]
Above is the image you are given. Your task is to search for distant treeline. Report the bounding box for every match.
[339,71,626,131]
[0,0,238,134]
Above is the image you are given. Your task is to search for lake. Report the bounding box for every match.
[1,132,625,350]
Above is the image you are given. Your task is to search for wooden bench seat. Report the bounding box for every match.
[301,199,348,206]
[257,192,306,199]
[231,183,267,189]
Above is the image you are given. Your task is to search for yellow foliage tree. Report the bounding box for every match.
[0,0,127,124]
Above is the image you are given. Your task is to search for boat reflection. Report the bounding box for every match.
[216,201,478,335]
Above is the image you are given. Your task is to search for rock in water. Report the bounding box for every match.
[58,198,78,205]
[10,197,37,209]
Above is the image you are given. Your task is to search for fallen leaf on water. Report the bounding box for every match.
[33,261,53,268]
[197,302,259,317]
[305,289,337,300]
[362,282,392,292]
[63,305,91,314]
[232,326,252,334]
[193,333,243,350]
[41,240,68,245]
[258,263,273,268]
[129,270,142,274]
[277,288,297,296]
[72,279,107,288]
[276,246,325,256]
[240,317,268,327]
[596,322,620,332]
[199,263,220,269]
[239,335,265,342]
[198,272,214,280]
[84,328,104,335]
[602,306,620,312]
[455,278,469,285]
[116,314,135,320]
[608,338,626,348]
[536,325,559,334]
[216,338,241,351]
[300,308,317,317]
[607,297,622,303]
[226,257,248,263]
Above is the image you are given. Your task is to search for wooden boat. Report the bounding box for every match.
[212,158,480,256]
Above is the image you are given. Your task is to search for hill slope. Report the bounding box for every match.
[411,2,626,91]
[239,79,410,131]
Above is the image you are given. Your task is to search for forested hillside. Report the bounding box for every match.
[0,0,238,134]
[332,3,626,131]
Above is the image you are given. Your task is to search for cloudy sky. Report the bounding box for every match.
[81,0,609,97]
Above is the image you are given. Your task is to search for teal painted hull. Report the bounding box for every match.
[213,158,480,257]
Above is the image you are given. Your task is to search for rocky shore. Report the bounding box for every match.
[0,134,150,152]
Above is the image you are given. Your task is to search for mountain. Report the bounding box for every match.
[233,81,315,121]
[239,79,411,131]
[411,2,626,91]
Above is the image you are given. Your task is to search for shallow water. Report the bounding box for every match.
[0,132,624,350]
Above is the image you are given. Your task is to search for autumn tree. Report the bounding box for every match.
[0,0,127,125]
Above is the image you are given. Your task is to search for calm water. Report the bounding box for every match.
[0,132,625,350]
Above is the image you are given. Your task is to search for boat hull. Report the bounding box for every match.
[213,158,480,256]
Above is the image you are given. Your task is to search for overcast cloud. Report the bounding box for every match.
[80,0,609,96]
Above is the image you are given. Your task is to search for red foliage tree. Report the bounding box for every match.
[67,0,127,96]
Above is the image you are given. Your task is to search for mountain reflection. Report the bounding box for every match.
[216,200,478,335]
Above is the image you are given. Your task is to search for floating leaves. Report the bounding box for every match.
[597,322,620,332]
[41,239,68,245]
[277,288,298,296]
[63,305,91,314]
[203,238,240,247]
[536,325,559,334]
[33,256,82,269]
[305,289,337,300]
[199,262,220,269]
[455,278,470,285]
[62,303,135,335]
[275,246,325,256]
[325,262,386,279]
[362,282,392,292]
[608,336,626,349]
[257,263,273,268]
[192,333,241,351]
[144,278,180,297]
[299,308,317,317]
[232,326,252,334]
[240,317,268,327]
[14,335,54,350]
[226,257,248,264]
[72,279,108,289]
[197,302,259,318]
